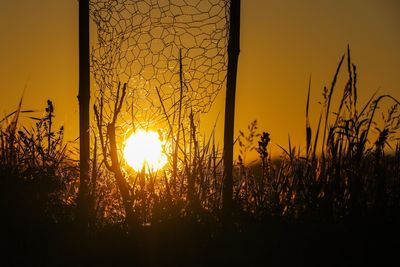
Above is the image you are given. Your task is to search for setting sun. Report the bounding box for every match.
[123,130,168,172]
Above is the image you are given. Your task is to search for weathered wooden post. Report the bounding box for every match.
[77,0,91,228]
[223,0,241,218]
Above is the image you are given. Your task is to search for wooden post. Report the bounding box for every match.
[77,0,91,228]
[223,0,241,218]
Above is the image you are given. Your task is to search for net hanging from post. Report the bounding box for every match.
[90,0,229,130]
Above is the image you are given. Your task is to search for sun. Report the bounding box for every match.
[123,130,168,172]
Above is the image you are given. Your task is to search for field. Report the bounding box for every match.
[1,49,399,266]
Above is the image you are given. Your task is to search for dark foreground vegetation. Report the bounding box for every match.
[1,50,400,266]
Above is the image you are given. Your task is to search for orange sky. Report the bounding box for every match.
[1,0,399,161]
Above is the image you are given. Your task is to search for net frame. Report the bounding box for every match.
[90,0,230,131]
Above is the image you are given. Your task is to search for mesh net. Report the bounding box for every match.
[90,0,229,130]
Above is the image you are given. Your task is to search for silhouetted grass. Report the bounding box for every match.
[1,48,399,265]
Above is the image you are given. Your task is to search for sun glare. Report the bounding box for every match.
[123,130,168,172]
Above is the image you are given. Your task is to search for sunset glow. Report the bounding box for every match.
[2,1,399,264]
[123,130,168,172]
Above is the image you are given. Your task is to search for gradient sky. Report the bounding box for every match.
[1,0,399,161]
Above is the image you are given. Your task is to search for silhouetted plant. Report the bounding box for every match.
[0,100,78,224]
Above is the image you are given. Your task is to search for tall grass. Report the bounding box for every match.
[234,46,400,222]
[1,48,399,232]
[88,47,400,229]
[0,100,78,224]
